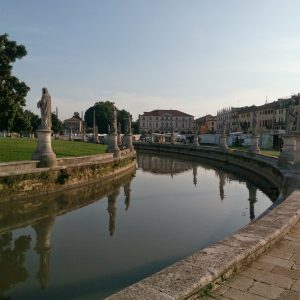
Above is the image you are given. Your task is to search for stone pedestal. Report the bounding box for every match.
[32,129,57,168]
[278,134,296,166]
[249,135,261,154]
[123,134,134,151]
[107,133,120,157]
[219,134,228,150]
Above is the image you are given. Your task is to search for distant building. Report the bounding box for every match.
[216,94,300,134]
[63,116,83,133]
[196,115,216,134]
[139,109,194,134]
[216,107,240,133]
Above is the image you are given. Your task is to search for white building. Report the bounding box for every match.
[139,109,194,134]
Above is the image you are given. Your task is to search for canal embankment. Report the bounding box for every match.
[106,143,300,300]
[0,149,136,202]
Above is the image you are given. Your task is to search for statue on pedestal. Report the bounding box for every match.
[37,88,52,129]
[287,99,296,134]
[252,111,257,136]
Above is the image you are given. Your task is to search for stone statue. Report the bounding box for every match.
[37,88,52,129]
[221,120,226,135]
[252,111,257,136]
[110,107,117,134]
[287,99,296,134]
[125,116,131,134]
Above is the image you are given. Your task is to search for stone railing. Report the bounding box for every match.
[106,143,300,300]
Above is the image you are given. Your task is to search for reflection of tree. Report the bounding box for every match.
[0,232,31,299]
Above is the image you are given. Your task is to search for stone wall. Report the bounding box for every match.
[0,150,136,202]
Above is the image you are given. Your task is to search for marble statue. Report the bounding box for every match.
[252,111,257,136]
[287,99,296,134]
[37,88,52,129]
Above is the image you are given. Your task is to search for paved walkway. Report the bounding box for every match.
[197,219,300,300]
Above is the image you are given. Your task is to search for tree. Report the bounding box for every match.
[51,113,63,134]
[132,120,139,134]
[84,101,132,133]
[0,34,30,132]
[73,112,81,119]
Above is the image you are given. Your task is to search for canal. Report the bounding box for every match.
[0,152,277,299]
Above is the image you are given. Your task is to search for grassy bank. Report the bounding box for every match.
[230,146,280,157]
[0,138,106,162]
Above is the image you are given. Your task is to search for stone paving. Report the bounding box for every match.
[198,219,300,300]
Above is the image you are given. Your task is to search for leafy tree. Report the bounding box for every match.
[51,113,63,134]
[84,101,132,133]
[12,108,32,135]
[0,34,30,132]
[132,120,139,134]
[73,112,81,119]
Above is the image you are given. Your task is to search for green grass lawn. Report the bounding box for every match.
[229,146,280,157]
[0,138,107,162]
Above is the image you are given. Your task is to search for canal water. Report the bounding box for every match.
[0,152,277,299]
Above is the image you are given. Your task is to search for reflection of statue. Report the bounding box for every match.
[0,232,31,297]
[107,188,120,236]
[247,182,257,221]
[32,216,55,289]
[37,88,52,129]
[219,171,225,200]
[252,111,257,136]
[193,164,197,186]
[287,99,296,134]
[124,182,132,210]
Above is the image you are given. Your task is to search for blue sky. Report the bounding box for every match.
[1,0,300,120]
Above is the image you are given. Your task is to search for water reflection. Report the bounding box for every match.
[0,233,31,299]
[0,153,278,299]
[0,170,135,298]
[32,216,55,289]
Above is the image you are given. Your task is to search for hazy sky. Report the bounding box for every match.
[1,0,300,120]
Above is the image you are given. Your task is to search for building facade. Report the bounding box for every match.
[139,110,194,134]
[196,115,216,134]
[63,116,83,133]
[215,94,300,134]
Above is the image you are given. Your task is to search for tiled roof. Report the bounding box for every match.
[64,116,82,122]
[142,110,193,117]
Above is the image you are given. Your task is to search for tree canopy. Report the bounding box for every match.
[84,101,132,133]
[0,34,30,132]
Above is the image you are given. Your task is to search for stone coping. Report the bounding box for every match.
[0,150,133,177]
[106,144,299,300]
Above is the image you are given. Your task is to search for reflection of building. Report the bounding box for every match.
[137,153,193,175]
[139,109,194,134]
[32,216,55,289]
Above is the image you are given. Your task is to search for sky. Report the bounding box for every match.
[1,0,300,120]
